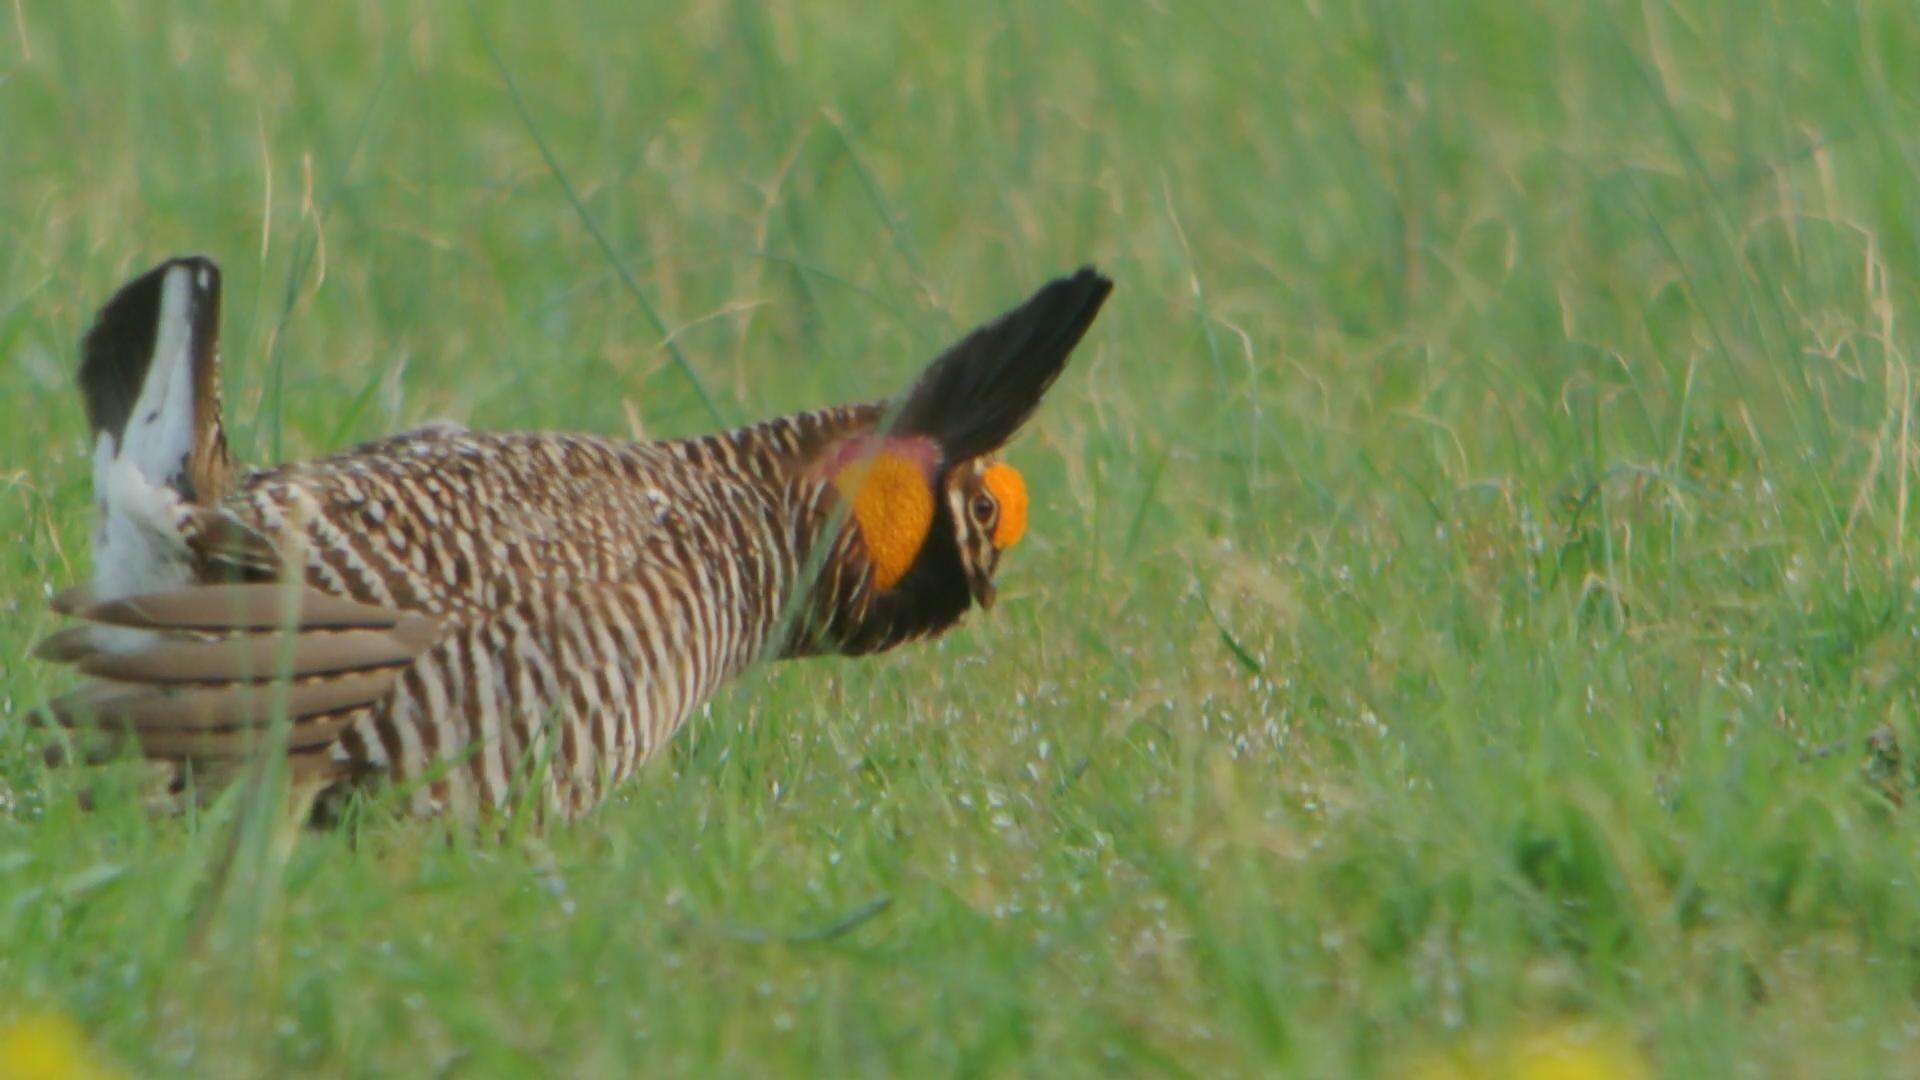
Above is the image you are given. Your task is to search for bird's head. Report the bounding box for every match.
[825,439,1030,613]
[940,455,1028,609]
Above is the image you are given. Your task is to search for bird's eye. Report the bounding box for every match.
[970,494,996,525]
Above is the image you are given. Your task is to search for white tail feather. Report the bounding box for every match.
[91,452,191,605]
[86,263,210,605]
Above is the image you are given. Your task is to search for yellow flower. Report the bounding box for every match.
[1404,1022,1649,1080]
[0,1011,118,1080]
[1508,1027,1647,1080]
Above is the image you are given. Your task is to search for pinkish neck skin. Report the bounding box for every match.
[815,434,941,480]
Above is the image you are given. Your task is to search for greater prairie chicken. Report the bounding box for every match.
[36,257,1111,818]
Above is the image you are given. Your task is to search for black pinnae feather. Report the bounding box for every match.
[890,267,1112,460]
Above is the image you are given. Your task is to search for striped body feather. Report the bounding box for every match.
[229,412,875,816]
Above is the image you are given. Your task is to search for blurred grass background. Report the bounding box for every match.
[3,0,1920,1073]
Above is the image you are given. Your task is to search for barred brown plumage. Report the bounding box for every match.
[36,256,1112,819]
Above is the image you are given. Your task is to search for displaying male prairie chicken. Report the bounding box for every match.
[36,257,1111,818]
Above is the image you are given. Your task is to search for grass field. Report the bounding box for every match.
[3,1,1919,1074]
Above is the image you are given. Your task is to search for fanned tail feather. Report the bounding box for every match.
[42,260,424,807]
[78,256,234,604]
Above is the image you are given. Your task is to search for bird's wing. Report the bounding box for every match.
[33,582,443,786]
[34,567,756,818]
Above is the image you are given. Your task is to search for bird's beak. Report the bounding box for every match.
[969,574,997,611]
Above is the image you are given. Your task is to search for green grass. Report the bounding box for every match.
[3,0,1920,1073]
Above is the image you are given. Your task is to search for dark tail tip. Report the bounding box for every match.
[891,266,1113,460]
[78,256,221,444]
